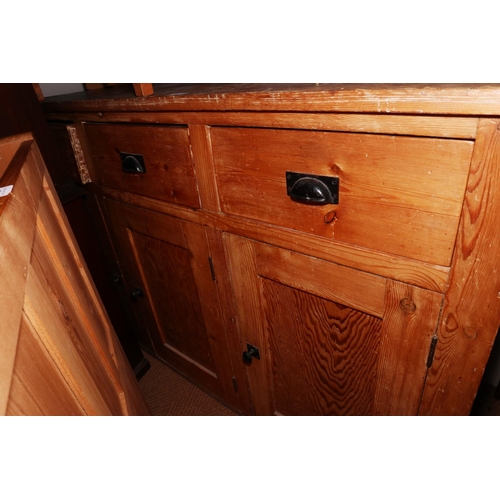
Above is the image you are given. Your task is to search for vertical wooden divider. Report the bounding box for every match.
[205,227,254,415]
[374,281,443,415]
[224,233,273,415]
[188,124,220,212]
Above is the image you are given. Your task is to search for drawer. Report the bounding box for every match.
[211,127,474,266]
[83,123,200,208]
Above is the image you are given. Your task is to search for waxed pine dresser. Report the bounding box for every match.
[42,84,500,416]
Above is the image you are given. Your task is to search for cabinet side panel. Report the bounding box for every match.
[420,119,500,415]
[224,233,273,415]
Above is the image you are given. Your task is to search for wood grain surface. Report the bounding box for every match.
[188,124,220,211]
[255,244,386,318]
[132,230,215,371]
[132,84,154,97]
[263,278,381,416]
[40,85,500,415]
[46,112,479,140]
[7,313,86,416]
[213,127,473,266]
[41,83,500,116]
[226,236,442,415]
[224,234,273,415]
[83,123,200,207]
[374,281,443,415]
[420,119,500,415]
[205,227,254,414]
[96,184,451,293]
[0,138,41,414]
[101,197,238,405]
[1,136,149,416]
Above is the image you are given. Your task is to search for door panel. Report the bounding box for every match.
[263,279,382,416]
[225,233,443,416]
[101,197,239,408]
[130,231,215,372]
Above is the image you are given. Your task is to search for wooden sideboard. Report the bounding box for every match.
[42,83,500,415]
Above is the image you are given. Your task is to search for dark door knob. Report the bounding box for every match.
[130,286,145,303]
[242,344,260,364]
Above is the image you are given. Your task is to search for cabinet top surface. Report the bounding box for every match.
[42,83,500,115]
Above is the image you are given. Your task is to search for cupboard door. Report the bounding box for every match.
[225,234,443,416]
[101,197,239,408]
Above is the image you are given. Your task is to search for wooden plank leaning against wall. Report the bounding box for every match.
[0,133,150,416]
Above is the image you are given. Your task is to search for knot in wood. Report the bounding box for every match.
[444,312,459,333]
[463,326,477,340]
[400,297,416,314]
[324,210,337,224]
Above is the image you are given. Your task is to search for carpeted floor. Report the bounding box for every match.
[138,352,500,416]
[139,353,238,416]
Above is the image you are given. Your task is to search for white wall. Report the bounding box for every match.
[39,83,84,97]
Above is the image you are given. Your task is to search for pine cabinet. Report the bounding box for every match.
[43,84,500,415]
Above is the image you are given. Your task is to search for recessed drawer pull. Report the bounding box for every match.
[120,152,146,173]
[286,171,339,205]
[130,286,145,302]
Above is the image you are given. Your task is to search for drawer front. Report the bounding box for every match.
[84,123,200,208]
[212,127,474,266]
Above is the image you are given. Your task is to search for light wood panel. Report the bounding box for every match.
[133,84,154,97]
[41,83,500,116]
[23,257,118,415]
[36,184,117,363]
[7,314,86,416]
[101,197,239,407]
[226,235,443,415]
[255,244,386,318]
[132,230,215,371]
[205,227,253,414]
[374,281,443,416]
[0,134,150,416]
[97,185,451,293]
[0,137,40,415]
[263,279,382,416]
[213,127,473,266]
[420,119,500,415]
[188,124,220,211]
[46,112,479,139]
